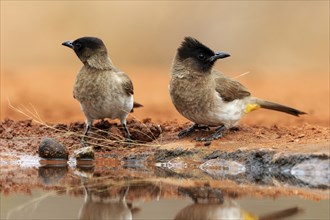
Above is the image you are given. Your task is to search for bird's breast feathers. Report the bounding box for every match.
[73,69,133,120]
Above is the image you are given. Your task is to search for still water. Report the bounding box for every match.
[2,189,329,219]
[1,154,329,219]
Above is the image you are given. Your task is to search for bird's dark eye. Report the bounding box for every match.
[198,53,206,61]
[75,42,82,50]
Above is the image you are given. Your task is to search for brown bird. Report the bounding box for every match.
[170,37,306,141]
[62,37,142,141]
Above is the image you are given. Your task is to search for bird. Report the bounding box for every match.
[169,37,306,141]
[175,198,301,220]
[79,185,134,220]
[175,186,301,220]
[62,36,142,142]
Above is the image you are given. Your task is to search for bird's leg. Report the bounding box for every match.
[178,123,210,138]
[178,123,199,138]
[120,186,130,202]
[81,120,92,147]
[83,124,91,137]
[195,125,226,141]
[122,122,132,143]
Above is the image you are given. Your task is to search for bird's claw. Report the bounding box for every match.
[80,138,88,148]
[196,125,211,131]
[194,125,226,142]
[178,124,210,138]
[178,129,193,138]
[194,133,223,142]
[123,136,133,147]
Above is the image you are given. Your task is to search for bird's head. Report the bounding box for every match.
[175,37,230,74]
[62,37,111,69]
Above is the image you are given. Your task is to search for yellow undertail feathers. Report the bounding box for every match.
[244,103,261,114]
[243,211,258,220]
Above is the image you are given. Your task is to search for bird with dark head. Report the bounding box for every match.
[62,36,142,143]
[170,37,306,141]
[177,37,230,73]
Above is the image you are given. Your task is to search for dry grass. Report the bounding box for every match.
[8,100,163,149]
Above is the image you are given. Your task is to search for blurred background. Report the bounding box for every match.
[1,1,329,126]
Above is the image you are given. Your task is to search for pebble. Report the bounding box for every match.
[74,146,95,160]
[38,138,68,160]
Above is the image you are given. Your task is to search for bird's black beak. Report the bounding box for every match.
[62,41,74,49]
[208,52,230,62]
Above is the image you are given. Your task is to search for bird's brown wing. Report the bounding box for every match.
[213,71,251,102]
[118,72,134,95]
[117,72,143,112]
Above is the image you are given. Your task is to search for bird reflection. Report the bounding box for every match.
[175,186,302,220]
[79,185,133,220]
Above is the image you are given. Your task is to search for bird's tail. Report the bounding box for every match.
[130,101,143,113]
[254,98,306,116]
[133,102,143,108]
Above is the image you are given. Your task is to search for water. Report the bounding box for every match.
[2,190,329,219]
[1,154,329,219]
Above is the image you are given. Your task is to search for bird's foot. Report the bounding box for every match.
[123,137,132,147]
[80,138,89,148]
[178,124,197,138]
[194,133,223,142]
[178,124,210,138]
[121,123,132,147]
[196,125,211,131]
[194,125,226,142]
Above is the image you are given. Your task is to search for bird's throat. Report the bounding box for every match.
[86,56,113,71]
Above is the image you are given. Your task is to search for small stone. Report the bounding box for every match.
[275,134,282,139]
[38,138,68,160]
[297,134,305,138]
[74,146,95,160]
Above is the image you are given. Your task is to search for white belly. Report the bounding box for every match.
[81,95,133,122]
[204,96,248,128]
